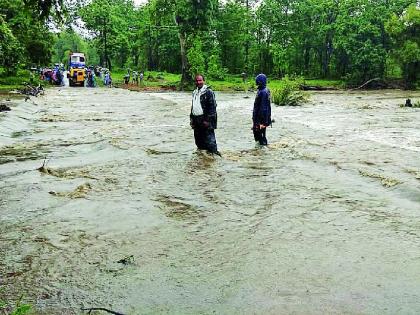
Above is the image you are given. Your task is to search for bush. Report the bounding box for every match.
[271,75,308,106]
[187,38,205,79]
[207,54,227,80]
[0,294,31,315]
[0,69,41,87]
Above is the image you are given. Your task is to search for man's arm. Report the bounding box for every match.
[260,90,271,126]
[203,90,217,129]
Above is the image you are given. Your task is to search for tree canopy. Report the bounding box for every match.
[0,0,419,88]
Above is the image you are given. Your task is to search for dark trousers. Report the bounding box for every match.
[253,127,268,145]
[194,128,218,153]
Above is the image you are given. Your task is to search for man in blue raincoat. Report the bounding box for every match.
[253,73,272,145]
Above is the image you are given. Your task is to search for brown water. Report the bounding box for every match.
[1,87,420,314]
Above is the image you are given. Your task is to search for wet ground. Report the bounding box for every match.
[1,87,419,314]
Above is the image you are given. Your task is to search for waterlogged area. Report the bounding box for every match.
[1,87,420,314]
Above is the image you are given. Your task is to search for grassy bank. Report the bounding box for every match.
[4,68,414,92]
[0,69,41,91]
[110,70,344,92]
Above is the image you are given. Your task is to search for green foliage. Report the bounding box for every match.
[0,68,41,88]
[51,29,98,66]
[0,293,31,315]
[271,76,308,106]
[80,0,136,70]
[137,0,181,73]
[0,0,56,70]
[187,37,205,79]
[332,0,389,84]
[111,70,180,86]
[385,4,420,89]
[304,79,344,88]
[216,1,251,73]
[11,304,31,315]
[253,0,418,85]
[207,53,227,80]
[24,0,64,21]
[0,0,418,89]
[0,16,23,73]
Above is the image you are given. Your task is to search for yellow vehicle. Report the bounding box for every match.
[67,52,86,87]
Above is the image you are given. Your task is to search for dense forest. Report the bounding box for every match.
[0,0,419,88]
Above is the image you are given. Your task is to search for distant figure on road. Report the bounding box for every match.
[241,72,247,83]
[252,73,271,146]
[132,71,139,85]
[104,71,112,87]
[139,72,144,85]
[86,67,96,87]
[124,72,130,85]
[29,71,35,85]
[190,74,220,156]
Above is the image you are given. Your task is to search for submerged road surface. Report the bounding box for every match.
[1,87,420,314]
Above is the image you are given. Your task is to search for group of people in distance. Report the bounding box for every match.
[190,73,272,157]
[124,69,144,85]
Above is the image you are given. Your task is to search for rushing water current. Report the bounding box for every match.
[1,87,420,314]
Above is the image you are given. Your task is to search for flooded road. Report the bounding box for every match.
[1,87,420,314]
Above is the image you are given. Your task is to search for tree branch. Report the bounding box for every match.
[351,78,381,90]
[81,307,126,315]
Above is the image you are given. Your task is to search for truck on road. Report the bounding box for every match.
[67,52,86,87]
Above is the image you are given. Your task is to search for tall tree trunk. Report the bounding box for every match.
[404,61,418,89]
[323,33,333,78]
[323,11,335,78]
[103,18,111,70]
[105,31,110,70]
[244,0,249,73]
[155,29,160,70]
[303,43,310,76]
[147,25,153,70]
[178,29,191,88]
[134,54,139,68]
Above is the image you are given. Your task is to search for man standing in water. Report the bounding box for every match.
[253,73,271,146]
[190,75,220,156]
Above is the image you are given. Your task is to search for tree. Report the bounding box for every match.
[0,0,56,69]
[172,0,218,86]
[52,29,99,66]
[24,0,65,20]
[187,36,205,78]
[216,1,250,74]
[386,4,420,89]
[0,16,23,73]
[138,0,180,71]
[80,0,136,70]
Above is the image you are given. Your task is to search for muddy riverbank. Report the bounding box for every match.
[1,87,419,314]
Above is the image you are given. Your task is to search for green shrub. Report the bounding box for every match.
[207,54,227,80]
[11,304,31,315]
[271,75,308,106]
[0,294,31,315]
[187,37,205,79]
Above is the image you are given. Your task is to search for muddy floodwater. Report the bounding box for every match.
[1,87,420,314]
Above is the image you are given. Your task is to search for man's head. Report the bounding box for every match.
[195,75,205,88]
[255,73,267,88]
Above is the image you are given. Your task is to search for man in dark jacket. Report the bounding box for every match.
[190,74,220,155]
[253,73,272,145]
